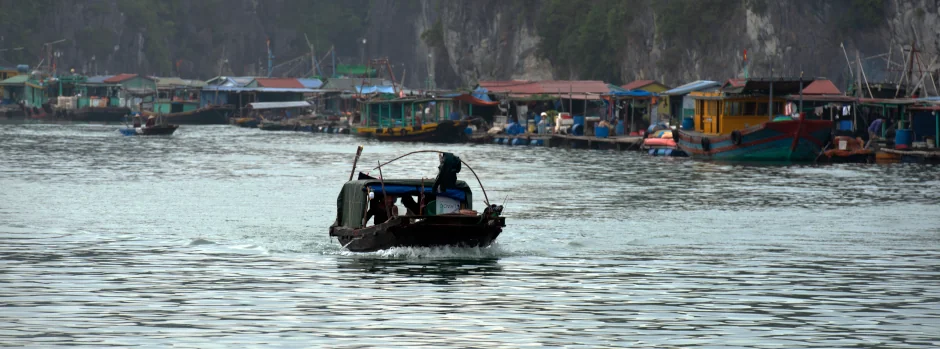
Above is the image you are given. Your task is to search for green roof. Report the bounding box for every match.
[0,75,29,86]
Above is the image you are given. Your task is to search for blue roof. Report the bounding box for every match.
[85,75,115,84]
[662,80,720,96]
[472,87,493,102]
[355,85,396,94]
[608,90,655,97]
[297,78,323,89]
[203,86,316,93]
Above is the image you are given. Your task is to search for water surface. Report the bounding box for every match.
[1,124,938,348]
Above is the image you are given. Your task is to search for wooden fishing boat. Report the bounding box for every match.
[329,148,506,252]
[118,124,179,136]
[677,117,833,161]
[675,78,834,162]
[368,120,471,143]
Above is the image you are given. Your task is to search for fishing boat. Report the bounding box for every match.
[642,126,687,157]
[356,96,478,143]
[118,114,179,136]
[329,147,506,252]
[675,78,833,162]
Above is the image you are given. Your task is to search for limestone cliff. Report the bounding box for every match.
[1,0,936,92]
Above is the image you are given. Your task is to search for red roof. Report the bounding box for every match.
[479,80,609,96]
[104,73,139,83]
[621,80,657,90]
[801,79,841,95]
[253,78,304,89]
[724,79,746,89]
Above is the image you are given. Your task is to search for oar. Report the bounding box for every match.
[348,145,364,181]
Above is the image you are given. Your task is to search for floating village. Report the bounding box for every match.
[2,44,940,165]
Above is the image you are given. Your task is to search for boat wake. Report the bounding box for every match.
[336,242,522,259]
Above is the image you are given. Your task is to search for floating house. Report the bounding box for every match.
[478,80,611,128]
[0,75,47,108]
[621,80,671,119]
[153,77,206,114]
[203,76,315,118]
[661,80,721,121]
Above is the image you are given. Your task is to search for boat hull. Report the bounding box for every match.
[365,120,470,143]
[119,125,179,136]
[331,215,505,252]
[676,119,832,162]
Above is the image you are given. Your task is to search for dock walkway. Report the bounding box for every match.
[470,133,644,151]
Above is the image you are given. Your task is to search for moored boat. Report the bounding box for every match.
[675,78,833,162]
[329,148,506,252]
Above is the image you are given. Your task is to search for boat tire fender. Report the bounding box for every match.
[701,137,711,152]
[731,130,743,145]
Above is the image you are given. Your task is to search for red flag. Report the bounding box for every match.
[743,49,748,61]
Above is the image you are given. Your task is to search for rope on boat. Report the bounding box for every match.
[370,150,491,206]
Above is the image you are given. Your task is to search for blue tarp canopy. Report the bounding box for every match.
[472,87,493,102]
[365,184,467,202]
[608,90,655,98]
[356,85,397,94]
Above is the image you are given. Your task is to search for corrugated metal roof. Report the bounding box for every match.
[248,101,311,109]
[297,78,323,89]
[155,77,207,88]
[322,78,392,91]
[479,80,609,96]
[662,80,720,96]
[253,78,304,88]
[86,75,115,84]
[202,86,315,93]
[104,73,144,83]
[0,75,28,85]
[621,80,658,90]
[801,79,841,95]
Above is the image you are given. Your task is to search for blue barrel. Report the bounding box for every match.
[595,125,609,138]
[681,117,694,130]
[616,123,625,135]
[838,120,852,131]
[493,138,500,144]
[464,127,473,135]
[511,138,525,146]
[534,115,542,125]
[573,115,585,126]
[571,124,584,136]
[895,129,912,149]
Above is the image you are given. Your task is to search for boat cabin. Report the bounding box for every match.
[154,77,205,114]
[333,179,473,229]
[690,78,819,135]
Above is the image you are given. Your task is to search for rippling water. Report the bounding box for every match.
[1,124,939,348]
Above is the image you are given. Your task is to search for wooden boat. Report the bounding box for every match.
[329,148,506,252]
[677,117,833,161]
[368,120,471,143]
[820,136,874,163]
[675,78,833,162]
[118,124,179,136]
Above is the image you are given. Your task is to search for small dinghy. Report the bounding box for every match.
[119,114,178,136]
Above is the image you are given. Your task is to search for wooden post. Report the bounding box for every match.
[768,80,774,121]
[348,145,364,181]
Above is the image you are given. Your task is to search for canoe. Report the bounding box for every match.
[118,124,179,136]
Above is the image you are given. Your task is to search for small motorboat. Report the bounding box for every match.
[329,147,506,252]
[119,114,179,136]
[119,124,179,136]
[820,136,874,163]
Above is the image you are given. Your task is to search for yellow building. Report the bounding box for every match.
[0,66,22,101]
